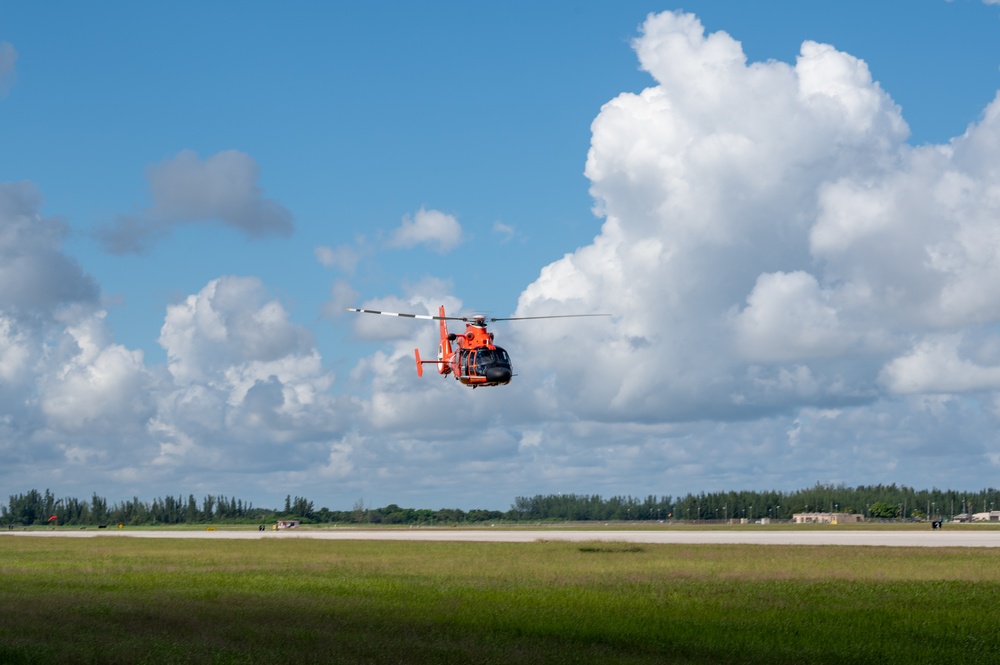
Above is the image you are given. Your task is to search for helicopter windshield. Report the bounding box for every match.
[474,348,511,374]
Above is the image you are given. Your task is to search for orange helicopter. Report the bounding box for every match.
[347,306,608,388]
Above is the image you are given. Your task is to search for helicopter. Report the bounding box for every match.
[346,305,609,388]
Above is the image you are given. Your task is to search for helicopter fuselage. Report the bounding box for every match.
[412,309,513,387]
[447,324,513,387]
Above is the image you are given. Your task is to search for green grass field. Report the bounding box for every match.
[2,535,1000,664]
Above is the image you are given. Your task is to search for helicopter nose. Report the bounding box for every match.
[486,366,512,384]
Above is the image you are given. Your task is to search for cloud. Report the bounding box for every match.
[159,276,314,386]
[0,222,350,492]
[97,150,294,254]
[388,207,462,253]
[490,8,1000,471]
[0,182,100,315]
[39,312,155,434]
[880,335,1000,394]
[314,244,361,273]
[154,277,345,460]
[321,279,359,320]
[493,221,516,242]
[733,271,852,362]
[0,181,152,472]
[0,42,16,96]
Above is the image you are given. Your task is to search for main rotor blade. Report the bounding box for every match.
[345,308,464,321]
[488,314,611,322]
[347,308,611,323]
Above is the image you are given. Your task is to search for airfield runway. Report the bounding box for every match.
[6,527,1000,548]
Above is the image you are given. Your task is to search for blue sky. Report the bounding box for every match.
[2,1,1000,511]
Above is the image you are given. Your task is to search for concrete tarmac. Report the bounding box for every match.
[5,527,999,547]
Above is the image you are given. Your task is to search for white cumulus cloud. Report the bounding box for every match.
[880,335,1000,394]
[509,10,1000,419]
[733,271,851,362]
[159,276,315,386]
[388,207,462,253]
[40,312,154,434]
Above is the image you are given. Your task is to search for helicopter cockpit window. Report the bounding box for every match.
[494,348,512,369]
[475,348,512,375]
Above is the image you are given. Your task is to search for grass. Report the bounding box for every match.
[2,535,1000,663]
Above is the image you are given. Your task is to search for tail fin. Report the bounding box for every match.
[415,306,453,377]
[437,305,452,375]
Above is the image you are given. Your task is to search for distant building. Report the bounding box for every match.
[971,511,1000,522]
[793,512,864,524]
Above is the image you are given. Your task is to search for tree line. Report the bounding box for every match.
[511,483,999,522]
[4,484,999,527]
[1,489,271,527]
[0,489,505,527]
